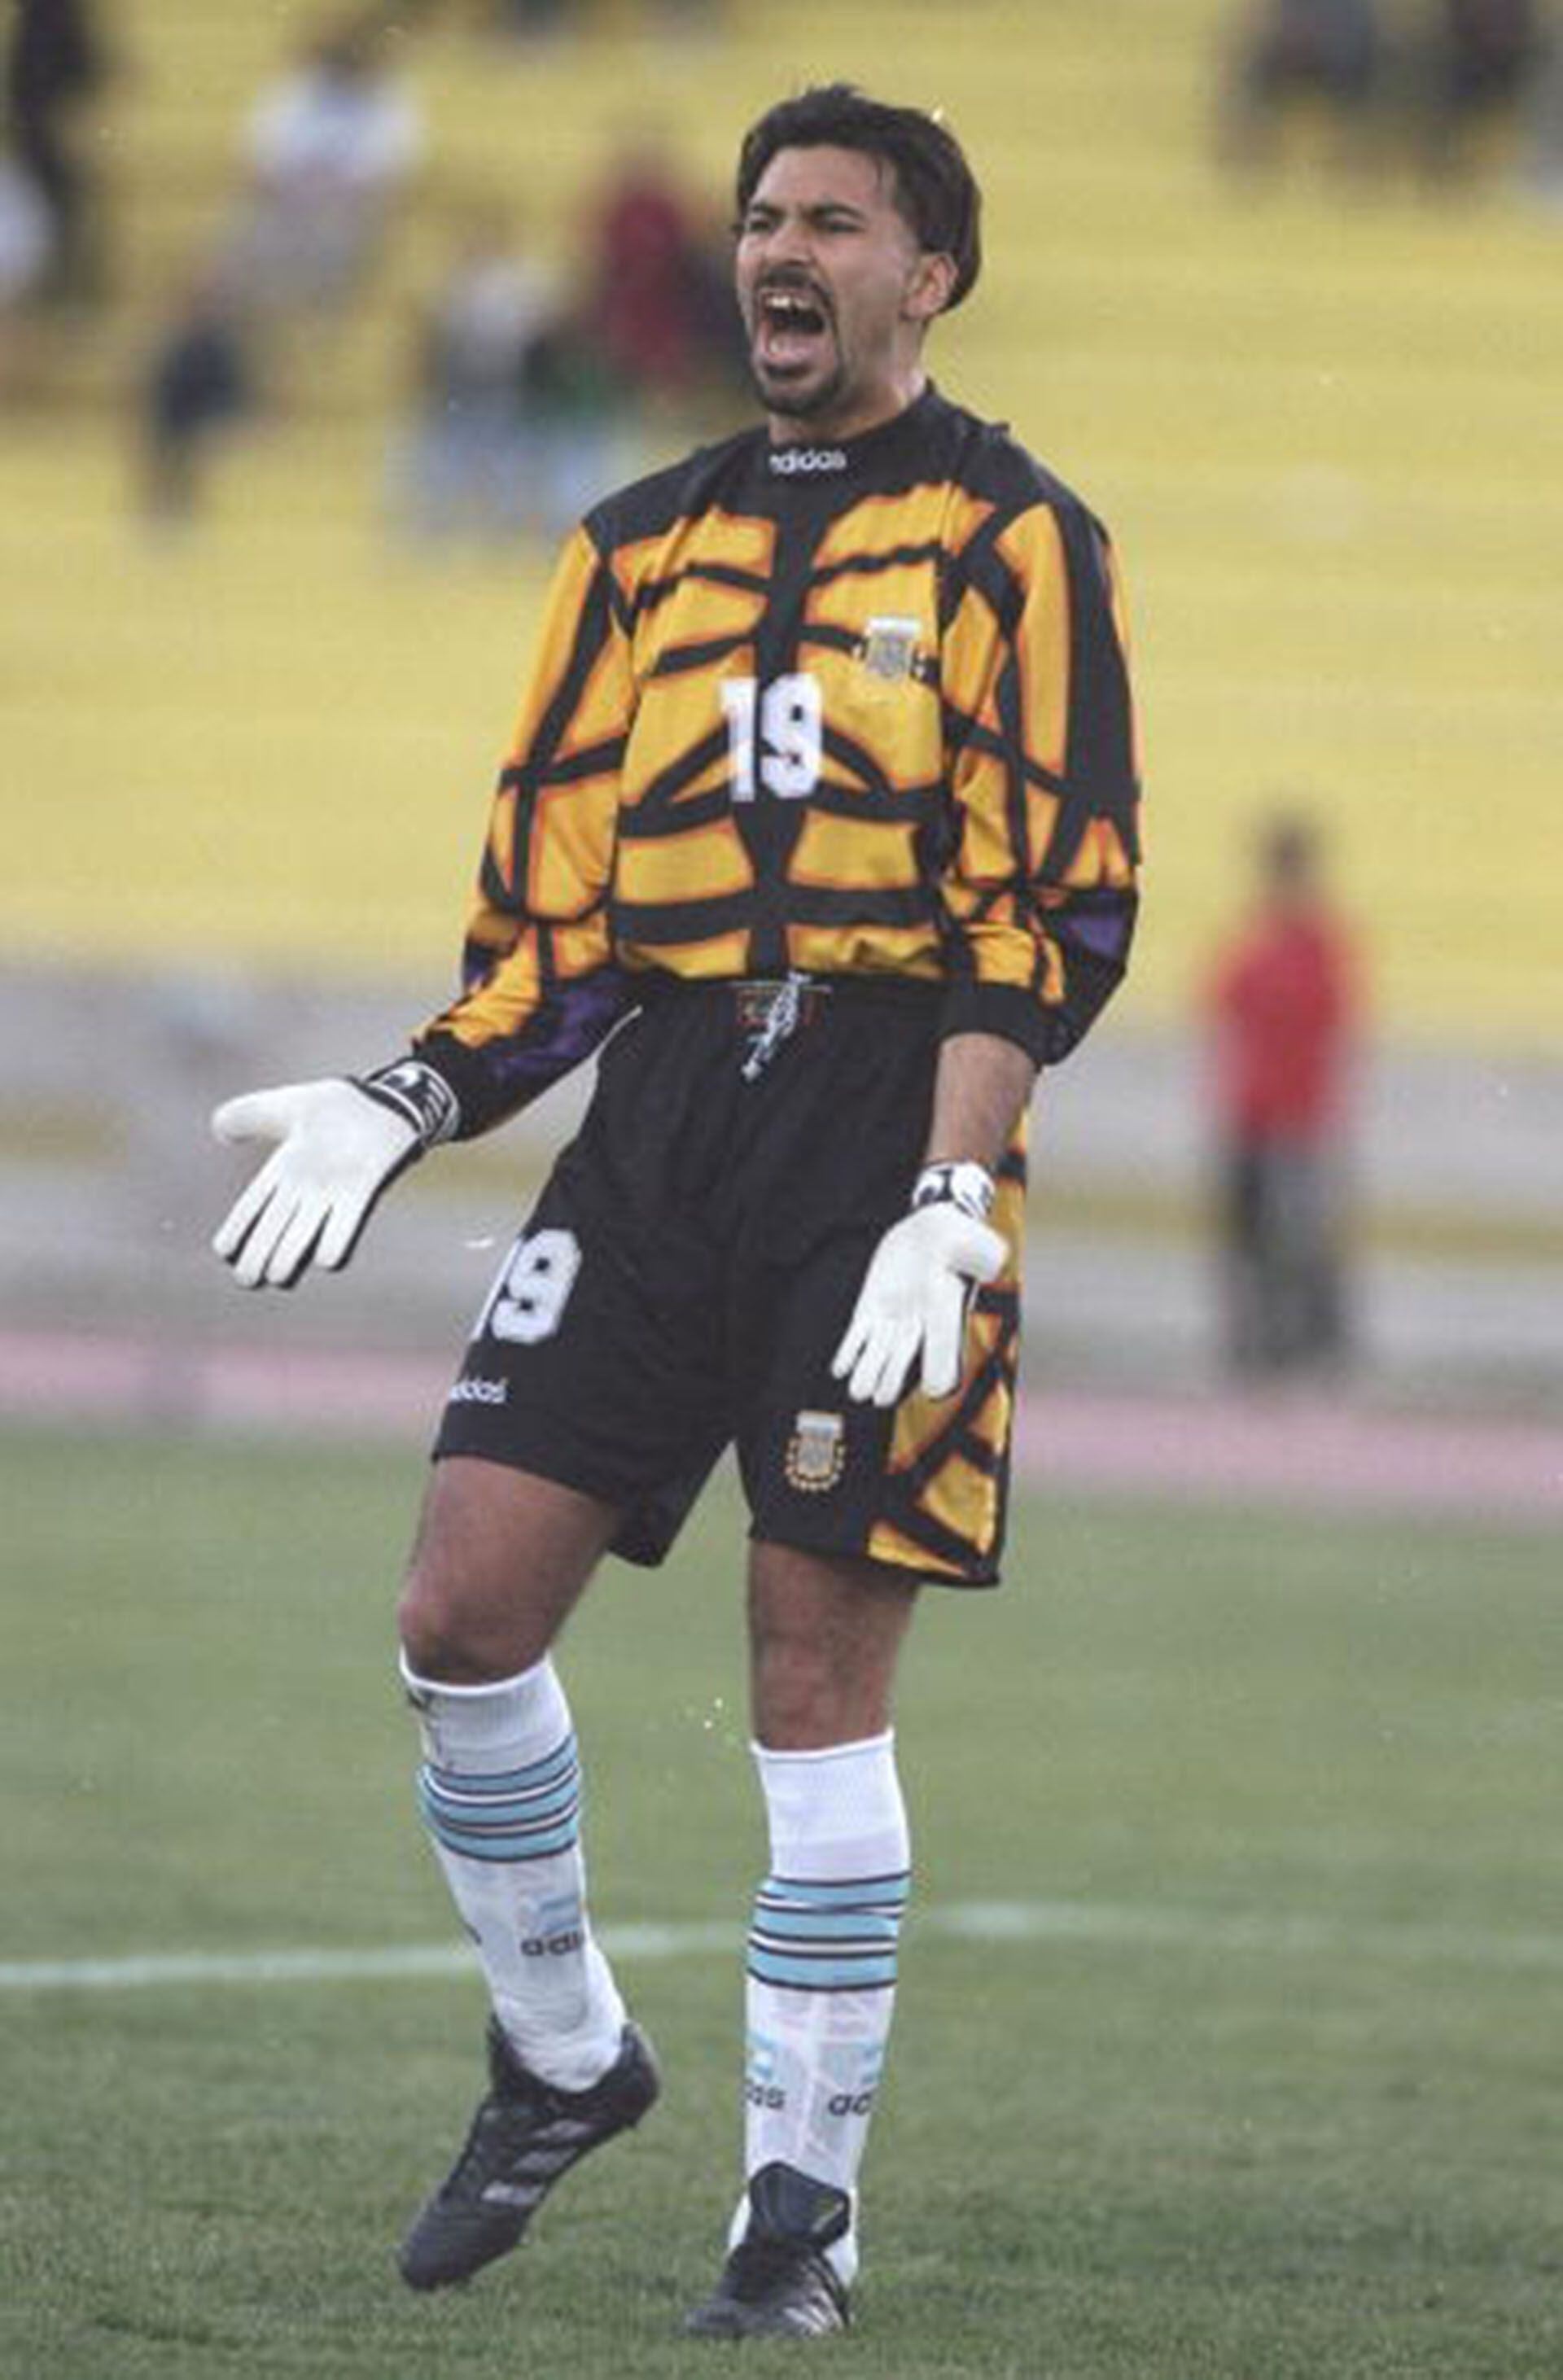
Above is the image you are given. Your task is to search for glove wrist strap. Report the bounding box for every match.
[911,1159,996,1223]
[354,1059,462,1149]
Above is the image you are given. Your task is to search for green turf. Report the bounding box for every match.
[4,1429,1562,2376]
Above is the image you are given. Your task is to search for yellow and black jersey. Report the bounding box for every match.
[415,384,1141,1135]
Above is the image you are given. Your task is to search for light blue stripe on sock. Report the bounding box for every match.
[746,1870,908,1993]
[746,1945,901,1991]
[752,1905,902,1945]
[760,1871,909,1910]
[444,1737,579,1800]
[418,1732,581,1863]
[421,1770,580,1830]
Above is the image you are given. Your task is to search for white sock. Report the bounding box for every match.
[401,1651,626,2092]
[738,1730,912,2285]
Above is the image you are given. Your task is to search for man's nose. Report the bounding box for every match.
[758,214,815,272]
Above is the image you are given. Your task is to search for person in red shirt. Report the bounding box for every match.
[1207,811,1359,1375]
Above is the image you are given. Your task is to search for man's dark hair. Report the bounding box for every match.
[734,84,983,312]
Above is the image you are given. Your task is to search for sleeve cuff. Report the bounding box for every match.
[403,1033,496,1140]
[937,982,1054,1069]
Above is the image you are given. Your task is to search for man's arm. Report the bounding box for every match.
[835,488,1141,1408]
[212,526,633,1291]
[938,495,1141,1068]
[405,523,635,1138]
[922,1030,1037,1172]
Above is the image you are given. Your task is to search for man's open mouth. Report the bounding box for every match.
[755,285,832,371]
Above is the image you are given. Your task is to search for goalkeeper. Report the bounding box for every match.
[212,82,1141,2343]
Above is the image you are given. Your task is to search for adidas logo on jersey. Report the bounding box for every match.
[768,445,847,475]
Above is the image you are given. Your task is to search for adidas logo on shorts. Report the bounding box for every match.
[449,1377,508,1406]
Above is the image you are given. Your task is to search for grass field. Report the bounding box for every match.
[5,1429,1563,2378]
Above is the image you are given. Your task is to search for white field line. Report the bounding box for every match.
[5,1900,1563,1993]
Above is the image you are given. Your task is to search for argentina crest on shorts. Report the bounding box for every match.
[784,1408,847,1494]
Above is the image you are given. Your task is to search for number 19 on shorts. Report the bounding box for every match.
[480,1227,581,1345]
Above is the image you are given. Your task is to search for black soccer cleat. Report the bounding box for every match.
[683,2161,852,2340]
[397,2016,659,2290]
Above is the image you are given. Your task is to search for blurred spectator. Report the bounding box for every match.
[1407,0,1543,180]
[388,207,641,548]
[388,207,556,543]
[0,142,50,303]
[585,137,703,397]
[1215,0,1387,176]
[220,15,422,316]
[4,0,110,303]
[397,0,722,37]
[681,199,750,403]
[575,138,750,427]
[0,142,48,390]
[1518,13,1563,202]
[514,300,637,534]
[1205,812,1361,1379]
[583,135,748,406]
[487,0,575,35]
[138,267,255,529]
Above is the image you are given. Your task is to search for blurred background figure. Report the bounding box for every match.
[583,133,730,408]
[219,14,422,318]
[466,0,723,40]
[512,295,637,535]
[1406,0,1544,182]
[486,0,576,37]
[387,205,555,544]
[1205,812,1361,1380]
[1215,0,1388,177]
[1518,9,1563,200]
[0,141,51,329]
[387,204,642,547]
[137,264,255,531]
[3,0,111,304]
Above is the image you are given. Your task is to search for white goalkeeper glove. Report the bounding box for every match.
[831,1161,1006,1409]
[211,1059,458,1290]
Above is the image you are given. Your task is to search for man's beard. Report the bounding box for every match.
[748,355,847,422]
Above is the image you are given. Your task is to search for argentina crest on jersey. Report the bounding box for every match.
[856,614,923,689]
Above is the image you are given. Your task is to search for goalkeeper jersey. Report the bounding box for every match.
[416,383,1141,1137]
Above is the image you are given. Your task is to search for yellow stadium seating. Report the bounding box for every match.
[2,0,1559,1052]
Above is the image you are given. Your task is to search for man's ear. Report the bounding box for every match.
[905,250,957,324]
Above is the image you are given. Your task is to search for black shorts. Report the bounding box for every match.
[434,979,1024,1586]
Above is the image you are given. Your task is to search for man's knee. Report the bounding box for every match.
[396,1456,619,1685]
[748,1543,919,1749]
[396,1559,488,1683]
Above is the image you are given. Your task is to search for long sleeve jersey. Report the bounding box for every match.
[414,383,1141,1137]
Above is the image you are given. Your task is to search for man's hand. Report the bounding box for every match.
[211,1060,458,1290]
[831,1162,1006,1408]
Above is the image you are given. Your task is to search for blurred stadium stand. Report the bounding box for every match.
[2,0,1561,1413]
